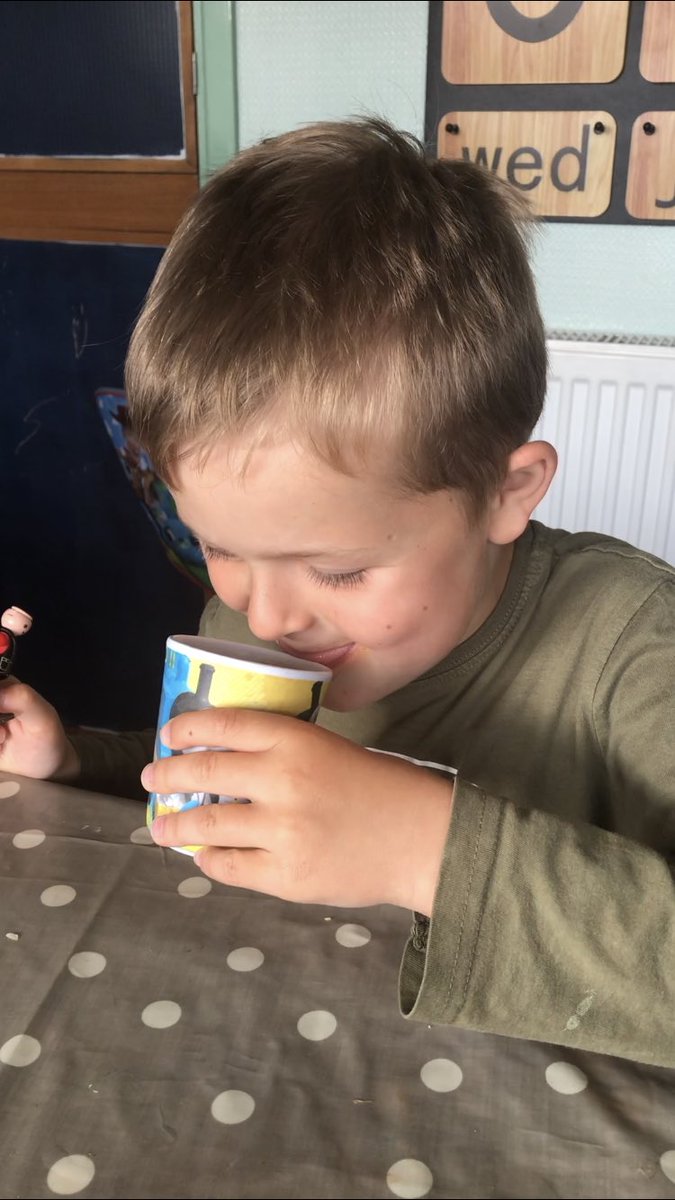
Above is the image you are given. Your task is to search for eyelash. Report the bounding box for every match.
[201,546,367,590]
[306,567,367,590]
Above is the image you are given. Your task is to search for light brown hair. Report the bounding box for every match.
[126,118,546,511]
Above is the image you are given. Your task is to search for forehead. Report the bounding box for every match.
[172,438,459,555]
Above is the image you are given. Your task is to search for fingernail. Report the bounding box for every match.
[151,817,166,842]
[160,722,172,746]
[140,764,155,789]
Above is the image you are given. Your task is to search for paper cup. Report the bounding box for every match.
[147,636,332,855]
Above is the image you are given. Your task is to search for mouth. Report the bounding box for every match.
[278,642,356,669]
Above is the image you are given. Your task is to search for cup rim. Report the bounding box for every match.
[166,635,332,681]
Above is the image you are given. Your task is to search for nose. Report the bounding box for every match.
[244,568,313,643]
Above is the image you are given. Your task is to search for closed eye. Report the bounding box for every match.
[200,544,367,589]
[200,544,236,563]
[306,567,367,589]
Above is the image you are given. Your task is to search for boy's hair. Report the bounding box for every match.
[126,118,546,512]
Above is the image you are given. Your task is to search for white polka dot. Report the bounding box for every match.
[178,876,212,898]
[335,923,371,948]
[386,1158,433,1198]
[545,1061,588,1094]
[12,828,45,849]
[68,952,107,978]
[0,780,20,798]
[226,946,264,971]
[420,1057,463,1092]
[141,1000,182,1029]
[211,1089,256,1124]
[0,1033,41,1067]
[41,885,77,907]
[46,1153,95,1195]
[297,1009,337,1041]
[660,1150,675,1184]
[130,825,154,845]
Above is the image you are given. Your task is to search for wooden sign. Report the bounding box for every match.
[639,1,675,82]
[626,112,675,219]
[427,1,675,223]
[439,111,616,217]
[442,1,630,84]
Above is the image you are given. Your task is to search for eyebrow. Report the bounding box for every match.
[199,544,369,561]
[194,535,374,560]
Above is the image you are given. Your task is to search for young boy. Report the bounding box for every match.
[1,119,673,1067]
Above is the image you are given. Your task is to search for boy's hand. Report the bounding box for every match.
[143,709,453,915]
[0,679,80,782]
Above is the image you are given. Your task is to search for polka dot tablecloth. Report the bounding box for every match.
[1,774,675,1199]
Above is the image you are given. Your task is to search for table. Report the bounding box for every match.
[1,772,674,1200]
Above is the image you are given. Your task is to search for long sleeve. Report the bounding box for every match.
[400,778,675,1065]
[400,580,675,1066]
[67,728,155,801]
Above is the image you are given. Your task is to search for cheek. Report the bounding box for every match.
[338,585,428,647]
[376,569,454,646]
[208,562,249,610]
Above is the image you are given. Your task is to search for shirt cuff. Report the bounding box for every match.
[399,777,502,1024]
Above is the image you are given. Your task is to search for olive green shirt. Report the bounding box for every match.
[72,522,675,1065]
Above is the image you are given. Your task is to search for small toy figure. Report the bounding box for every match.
[0,607,33,724]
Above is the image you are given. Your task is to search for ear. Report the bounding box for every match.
[488,441,557,545]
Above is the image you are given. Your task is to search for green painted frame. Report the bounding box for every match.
[194,0,239,183]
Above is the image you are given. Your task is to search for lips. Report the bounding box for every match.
[278,642,355,669]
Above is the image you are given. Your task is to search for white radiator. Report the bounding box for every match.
[532,340,675,565]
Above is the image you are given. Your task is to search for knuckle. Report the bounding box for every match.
[199,750,226,788]
[9,682,30,705]
[199,803,222,835]
[214,848,240,884]
[291,857,311,885]
[277,759,309,794]
[275,812,304,858]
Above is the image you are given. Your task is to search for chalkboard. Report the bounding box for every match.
[0,0,184,158]
[0,238,204,730]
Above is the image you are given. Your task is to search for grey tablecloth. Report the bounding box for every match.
[1,771,674,1200]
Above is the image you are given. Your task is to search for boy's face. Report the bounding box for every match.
[172,439,512,710]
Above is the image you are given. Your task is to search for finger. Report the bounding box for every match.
[0,679,38,716]
[161,706,299,753]
[0,677,19,707]
[0,679,16,725]
[142,746,272,801]
[151,797,264,849]
[194,845,277,897]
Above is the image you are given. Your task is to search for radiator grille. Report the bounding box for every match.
[532,341,675,564]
